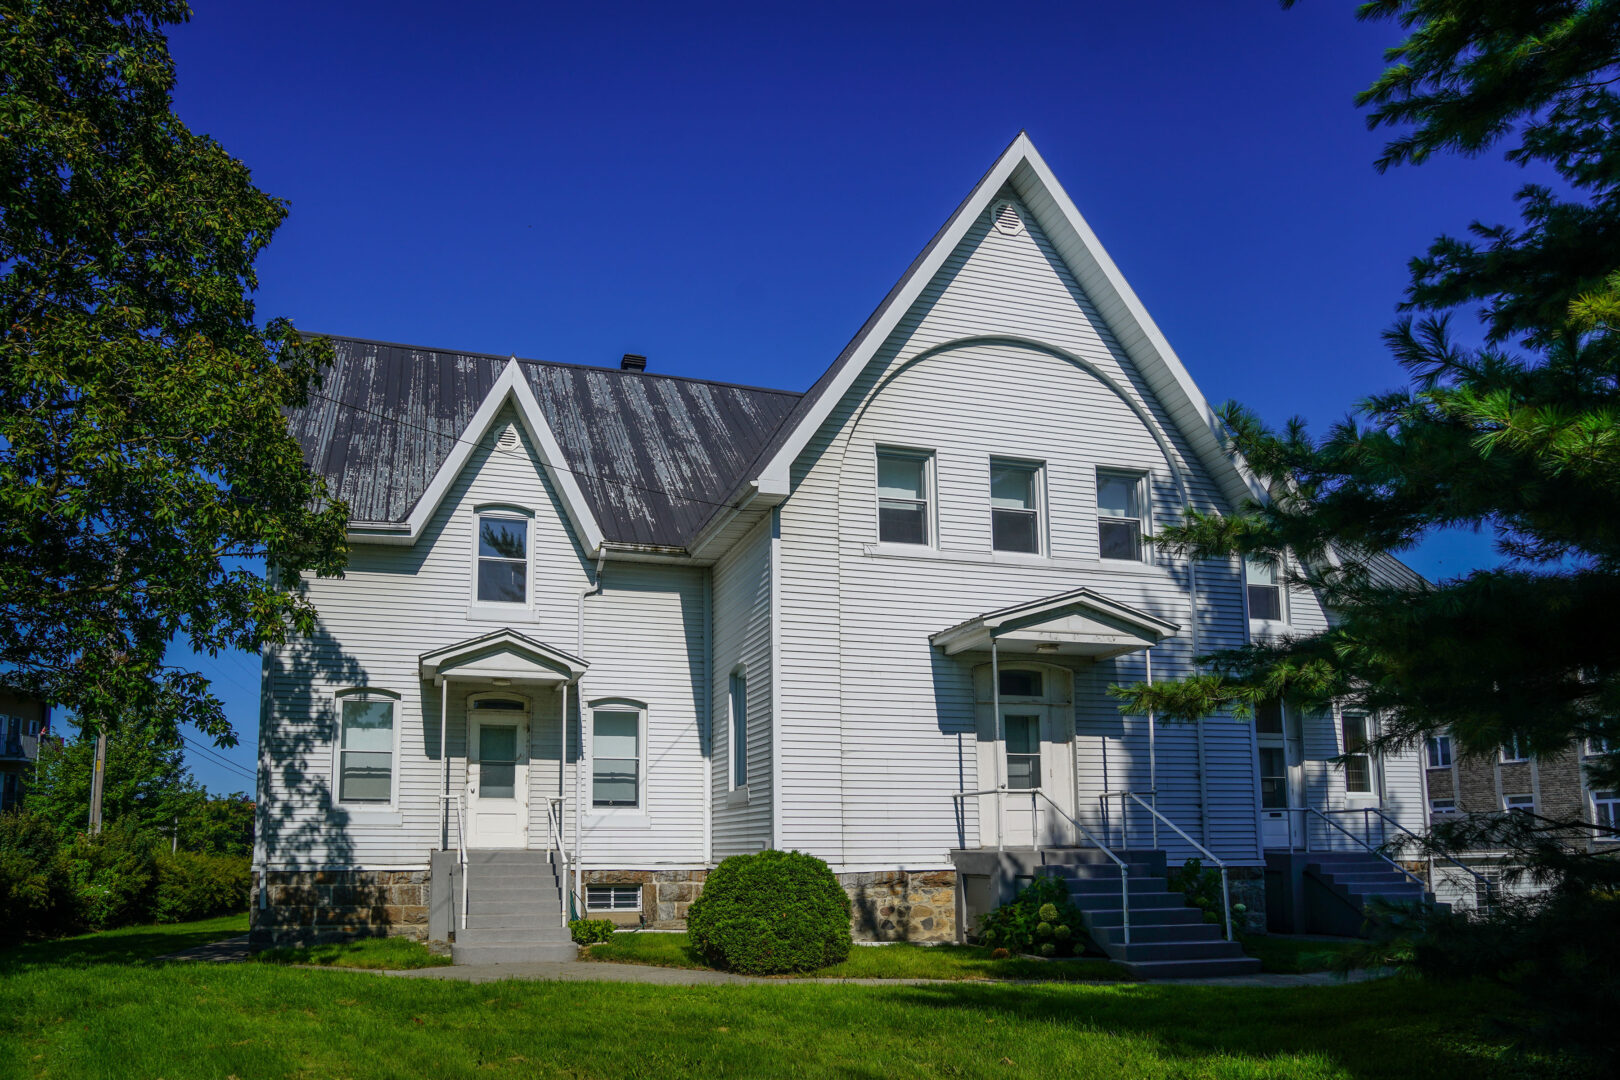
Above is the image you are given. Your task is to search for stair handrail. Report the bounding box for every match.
[438,793,468,931]
[951,787,1133,946]
[544,796,578,926]
[1329,805,1496,903]
[1292,807,1429,892]
[1102,790,1233,942]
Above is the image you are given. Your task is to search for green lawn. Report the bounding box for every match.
[255,935,452,970]
[1241,935,1364,975]
[0,915,1594,1079]
[0,913,248,974]
[583,931,1129,981]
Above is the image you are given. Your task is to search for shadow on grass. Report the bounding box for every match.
[0,913,248,976]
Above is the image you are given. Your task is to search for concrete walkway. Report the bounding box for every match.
[386,959,1392,989]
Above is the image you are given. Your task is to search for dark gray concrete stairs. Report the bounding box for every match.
[1040,851,1261,979]
[451,850,577,965]
[1301,852,1436,938]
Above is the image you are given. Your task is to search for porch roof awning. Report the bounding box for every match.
[418,628,589,685]
[929,587,1179,660]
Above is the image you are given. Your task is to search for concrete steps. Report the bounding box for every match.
[451,850,577,965]
[1300,853,1437,937]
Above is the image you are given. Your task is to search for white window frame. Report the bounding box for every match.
[1592,790,1619,838]
[588,699,647,813]
[469,505,534,615]
[331,688,402,815]
[1503,792,1535,813]
[1245,555,1287,623]
[1425,734,1454,770]
[1586,736,1613,757]
[1430,798,1458,816]
[586,884,642,912]
[729,669,748,791]
[988,457,1045,556]
[874,446,935,548]
[1095,468,1150,563]
[1500,735,1530,763]
[1340,710,1375,795]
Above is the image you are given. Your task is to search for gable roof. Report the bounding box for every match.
[288,337,802,549]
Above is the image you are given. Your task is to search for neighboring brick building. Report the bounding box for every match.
[0,689,52,812]
[1422,733,1617,908]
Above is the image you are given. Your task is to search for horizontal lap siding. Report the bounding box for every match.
[710,520,772,855]
[779,192,1259,870]
[260,406,706,869]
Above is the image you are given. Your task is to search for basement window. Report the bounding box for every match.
[586,885,642,912]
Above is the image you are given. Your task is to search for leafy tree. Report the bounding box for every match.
[1117,0,1620,799]
[28,723,204,843]
[179,792,254,857]
[0,1,347,748]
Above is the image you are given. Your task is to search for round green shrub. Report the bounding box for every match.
[569,918,616,945]
[686,849,851,974]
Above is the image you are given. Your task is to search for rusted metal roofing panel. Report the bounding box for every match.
[288,337,802,548]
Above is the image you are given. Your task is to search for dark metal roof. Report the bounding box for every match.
[288,337,802,548]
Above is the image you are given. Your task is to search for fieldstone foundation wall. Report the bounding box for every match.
[841,870,956,942]
[1227,866,1266,934]
[582,869,707,929]
[250,869,429,948]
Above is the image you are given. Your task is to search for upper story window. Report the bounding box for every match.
[476,513,529,604]
[592,708,641,808]
[876,449,931,546]
[1096,471,1145,561]
[1504,792,1535,813]
[1593,791,1619,836]
[1426,734,1454,769]
[1341,711,1373,793]
[1431,798,1457,815]
[990,460,1042,554]
[1501,734,1530,763]
[338,695,395,804]
[730,671,748,789]
[1255,700,1284,736]
[1586,736,1613,757]
[1246,557,1283,621]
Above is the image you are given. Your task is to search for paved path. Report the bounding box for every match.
[386,960,1391,989]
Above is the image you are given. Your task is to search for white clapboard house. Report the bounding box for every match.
[255,134,1432,974]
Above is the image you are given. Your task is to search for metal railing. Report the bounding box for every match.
[1323,806,1495,903]
[544,796,581,924]
[439,793,469,930]
[1101,790,1233,941]
[1283,807,1429,891]
[953,787,1134,945]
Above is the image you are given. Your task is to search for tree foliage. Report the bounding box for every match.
[1118,1,1620,796]
[0,0,347,746]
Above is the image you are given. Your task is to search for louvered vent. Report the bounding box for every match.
[496,425,521,454]
[992,200,1024,236]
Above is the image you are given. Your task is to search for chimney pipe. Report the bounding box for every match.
[620,353,647,372]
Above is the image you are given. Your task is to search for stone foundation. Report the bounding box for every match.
[1227,866,1267,934]
[250,868,430,948]
[841,869,956,942]
[581,869,707,928]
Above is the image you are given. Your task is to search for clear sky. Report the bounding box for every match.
[165,0,1524,791]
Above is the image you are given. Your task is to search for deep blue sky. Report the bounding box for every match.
[167,0,1522,791]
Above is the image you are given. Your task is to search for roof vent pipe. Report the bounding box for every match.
[620,353,647,372]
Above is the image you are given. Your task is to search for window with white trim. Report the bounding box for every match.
[586,884,642,911]
[876,449,931,545]
[990,460,1042,554]
[1587,736,1613,757]
[476,513,529,604]
[592,709,641,808]
[1096,470,1145,561]
[1504,792,1535,813]
[1593,791,1618,836]
[730,671,748,789]
[1501,735,1529,763]
[1246,557,1283,621]
[1341,712,1373,793]
[1426,734,1453,770]
[338,696,395,804]
[1431,798,1457,815]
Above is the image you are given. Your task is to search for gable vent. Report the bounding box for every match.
[991,200,1024,237]
[496,425,521,454]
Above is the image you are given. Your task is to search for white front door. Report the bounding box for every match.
[467,704,529,848]
[985,703,1076,847]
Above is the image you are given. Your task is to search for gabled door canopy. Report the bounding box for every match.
[419,628,589,685]
[930,588,1178,660]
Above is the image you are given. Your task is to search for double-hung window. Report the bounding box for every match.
[876,450,930,545]
[990,460,1041,554]
[592,709,641,808]
[1587,736,1613,757]
[730,672,748,789]
[1341,712,1373,793]
[338,696,395,804]
[476,513,529,604]
[1246,557,1283,621]
[1096,471,1145,560]
[1593,791,1619,836]
[1501,734,1529,763]
[1426,734,1453,770]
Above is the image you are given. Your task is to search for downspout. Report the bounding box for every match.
[1147,650,1158,850]
[991,636,1003,852]
[768,508,784,851]
[575,551,605,915]
[702,562,714,866]
[440,678,449,850]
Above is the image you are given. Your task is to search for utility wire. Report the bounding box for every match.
[178,733,256,782]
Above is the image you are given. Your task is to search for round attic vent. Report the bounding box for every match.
[991,200,1024,236]
[496,425,521,454]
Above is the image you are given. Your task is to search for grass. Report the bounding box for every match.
[0,912,248,975]
[255,935,452,970]
[0,915,1597,1079]
[1242,935,1364,975]
[582,931,1129,981]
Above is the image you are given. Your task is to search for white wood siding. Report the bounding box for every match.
[709,518,773,854]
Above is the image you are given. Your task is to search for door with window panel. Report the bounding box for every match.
[975,666,1075,848]
[466,698,529,848]
[1256,700,1301,848]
